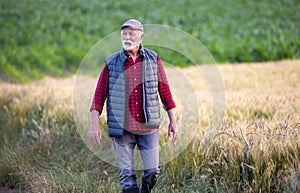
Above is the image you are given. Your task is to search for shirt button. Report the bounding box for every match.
[135,90,137,93]
[134,78,137,81]
[137,114,139,117]
[136,102,138,104]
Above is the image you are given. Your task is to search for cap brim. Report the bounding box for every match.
[120,25,143,31]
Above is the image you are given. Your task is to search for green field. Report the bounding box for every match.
[1,0,300,82]
[0,0,299,192]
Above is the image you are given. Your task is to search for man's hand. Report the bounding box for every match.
[88,110,102,145]
[167,109,178,143]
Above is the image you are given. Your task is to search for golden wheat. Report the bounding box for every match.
[0,60,299,192]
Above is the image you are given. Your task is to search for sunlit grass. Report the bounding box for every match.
[0,60,299,192]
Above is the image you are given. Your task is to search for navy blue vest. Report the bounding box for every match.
[105,47,160,137]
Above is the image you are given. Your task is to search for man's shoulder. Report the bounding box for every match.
[105,51,121,64]
[105,50,127,65]
[143,47,157,55]
[143,47,158,59]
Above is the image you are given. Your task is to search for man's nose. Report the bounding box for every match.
[123,34,130,40]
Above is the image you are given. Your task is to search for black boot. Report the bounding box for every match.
[139,180,151,193]
[139,167,160,193]
[122,188,139,193]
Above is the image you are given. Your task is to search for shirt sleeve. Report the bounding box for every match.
[90,64,109,115]
[157,56,176,111]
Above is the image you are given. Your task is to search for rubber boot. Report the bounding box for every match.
[139,180,151,193]
[122,188,139,193]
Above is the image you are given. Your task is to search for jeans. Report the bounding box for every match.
[113,130,160,192]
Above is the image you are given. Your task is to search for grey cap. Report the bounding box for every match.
[120,19,144,32]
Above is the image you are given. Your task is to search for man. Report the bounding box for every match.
[89,19,178,193]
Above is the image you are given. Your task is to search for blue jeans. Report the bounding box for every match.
[113,130,160,192]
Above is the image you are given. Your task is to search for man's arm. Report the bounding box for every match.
[89,110,102,145]
[89,64,109,144]
[157,56,178,143]
[157,56,176,111]
[90,64,109,114]
[167,108,178,143]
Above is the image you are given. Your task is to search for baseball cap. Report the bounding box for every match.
[120,19,144,32]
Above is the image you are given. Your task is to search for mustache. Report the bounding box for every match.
[123,40,133,44]
[122,39,142,50]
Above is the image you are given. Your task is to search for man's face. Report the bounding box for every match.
[121,27,144,51]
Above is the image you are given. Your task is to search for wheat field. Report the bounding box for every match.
[0,60,299,192]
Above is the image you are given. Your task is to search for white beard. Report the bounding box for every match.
[122,39,142,51]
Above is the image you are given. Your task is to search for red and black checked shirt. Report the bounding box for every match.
[90,51,176,131]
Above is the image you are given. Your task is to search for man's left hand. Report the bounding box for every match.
[168,120,178,144]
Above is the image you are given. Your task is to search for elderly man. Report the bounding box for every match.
[89,19,178,193]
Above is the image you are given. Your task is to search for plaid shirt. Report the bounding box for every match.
[90,50,176,131]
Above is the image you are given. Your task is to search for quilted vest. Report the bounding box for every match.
[105,47,160,137]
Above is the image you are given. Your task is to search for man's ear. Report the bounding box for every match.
[141,33,145,40]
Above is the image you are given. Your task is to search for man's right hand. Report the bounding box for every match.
[88,110,102,145]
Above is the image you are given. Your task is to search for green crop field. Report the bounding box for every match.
[1,0,300,82]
